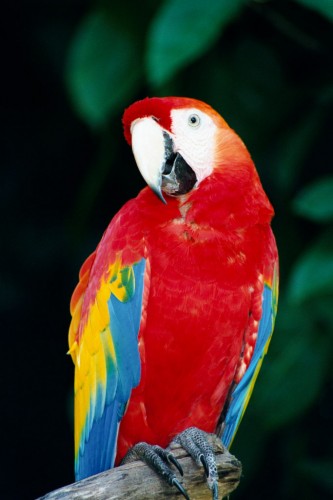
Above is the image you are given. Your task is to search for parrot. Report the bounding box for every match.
[68,96,278,499]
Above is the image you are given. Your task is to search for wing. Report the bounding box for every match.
[221,260,279,448]
[68,233,147,480]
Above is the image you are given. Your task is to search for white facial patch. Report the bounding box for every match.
[170,108,217,185]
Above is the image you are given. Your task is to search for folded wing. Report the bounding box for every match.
[68,252,146,480]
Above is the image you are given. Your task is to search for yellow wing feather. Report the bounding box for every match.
[69,256,143,466]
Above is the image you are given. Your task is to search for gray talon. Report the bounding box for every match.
[211,481,218,500]
[172,478,190,500]
[200,453,209,477]
[122,442,186,497]
[168,453,184,476]
[172,427,219,498]
[123,428,219,498]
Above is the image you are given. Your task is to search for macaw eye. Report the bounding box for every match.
[188,114,200,127]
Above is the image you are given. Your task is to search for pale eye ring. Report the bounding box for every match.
[188,113,200,127]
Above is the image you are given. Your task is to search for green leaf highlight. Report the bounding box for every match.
[293,176,333,222]
[147,0,245,86]
[66,9,142,127]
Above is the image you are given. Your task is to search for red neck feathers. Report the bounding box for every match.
[183,125,274,230]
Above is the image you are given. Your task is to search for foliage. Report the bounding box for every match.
[146,0,246,86]
[4,0,333,498]
[293,176,333,223]
[66,8,143,126]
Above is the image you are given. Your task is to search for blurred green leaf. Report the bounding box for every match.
[274,109,323,193]
[66,9,142,126]
[293,176,333,222]
[181,37,298,157]
[147,0,245,87]
[294,0,333,22]
[287,229,333,303]
[312,296,333,332]
[252,305,330,430]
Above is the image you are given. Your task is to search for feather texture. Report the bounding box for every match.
[69,97,278,480]
[221,265,279,447]
[69,254,146,480]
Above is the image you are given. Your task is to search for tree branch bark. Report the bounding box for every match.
[38,436,241,499]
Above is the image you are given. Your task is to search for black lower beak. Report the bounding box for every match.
[162,132,197,196]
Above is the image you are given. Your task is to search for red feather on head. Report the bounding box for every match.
[122,96,227,145]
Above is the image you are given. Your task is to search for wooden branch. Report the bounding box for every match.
[39,436,241,499]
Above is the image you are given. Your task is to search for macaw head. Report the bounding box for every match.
[122,97,251,203]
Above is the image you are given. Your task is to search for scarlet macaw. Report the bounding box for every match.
[68,97,278,498]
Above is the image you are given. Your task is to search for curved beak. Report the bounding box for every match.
[131,117,167,203]
[131,117,197,203]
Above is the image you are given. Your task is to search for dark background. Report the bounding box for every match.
[2,1,333,498]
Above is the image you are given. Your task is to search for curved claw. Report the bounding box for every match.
[172,427,220,499]
[200,453,209,478]
[168,453,184,476]
[172,477,190,500]
[124,442,188,497]
[211,481,218,500]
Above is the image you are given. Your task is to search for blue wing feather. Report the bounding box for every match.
[222,270,278,448]
[76,402,121,480]
[75,258,146,481]
[109,259,146,400]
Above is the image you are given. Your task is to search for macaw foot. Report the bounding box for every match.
[121,442,188,499]
[172,427,219,500]
[121,427,219,500]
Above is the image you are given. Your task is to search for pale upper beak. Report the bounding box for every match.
[131,117,167,203]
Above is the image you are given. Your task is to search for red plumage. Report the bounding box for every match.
[71,97,278,477]
[87,158,276,462]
